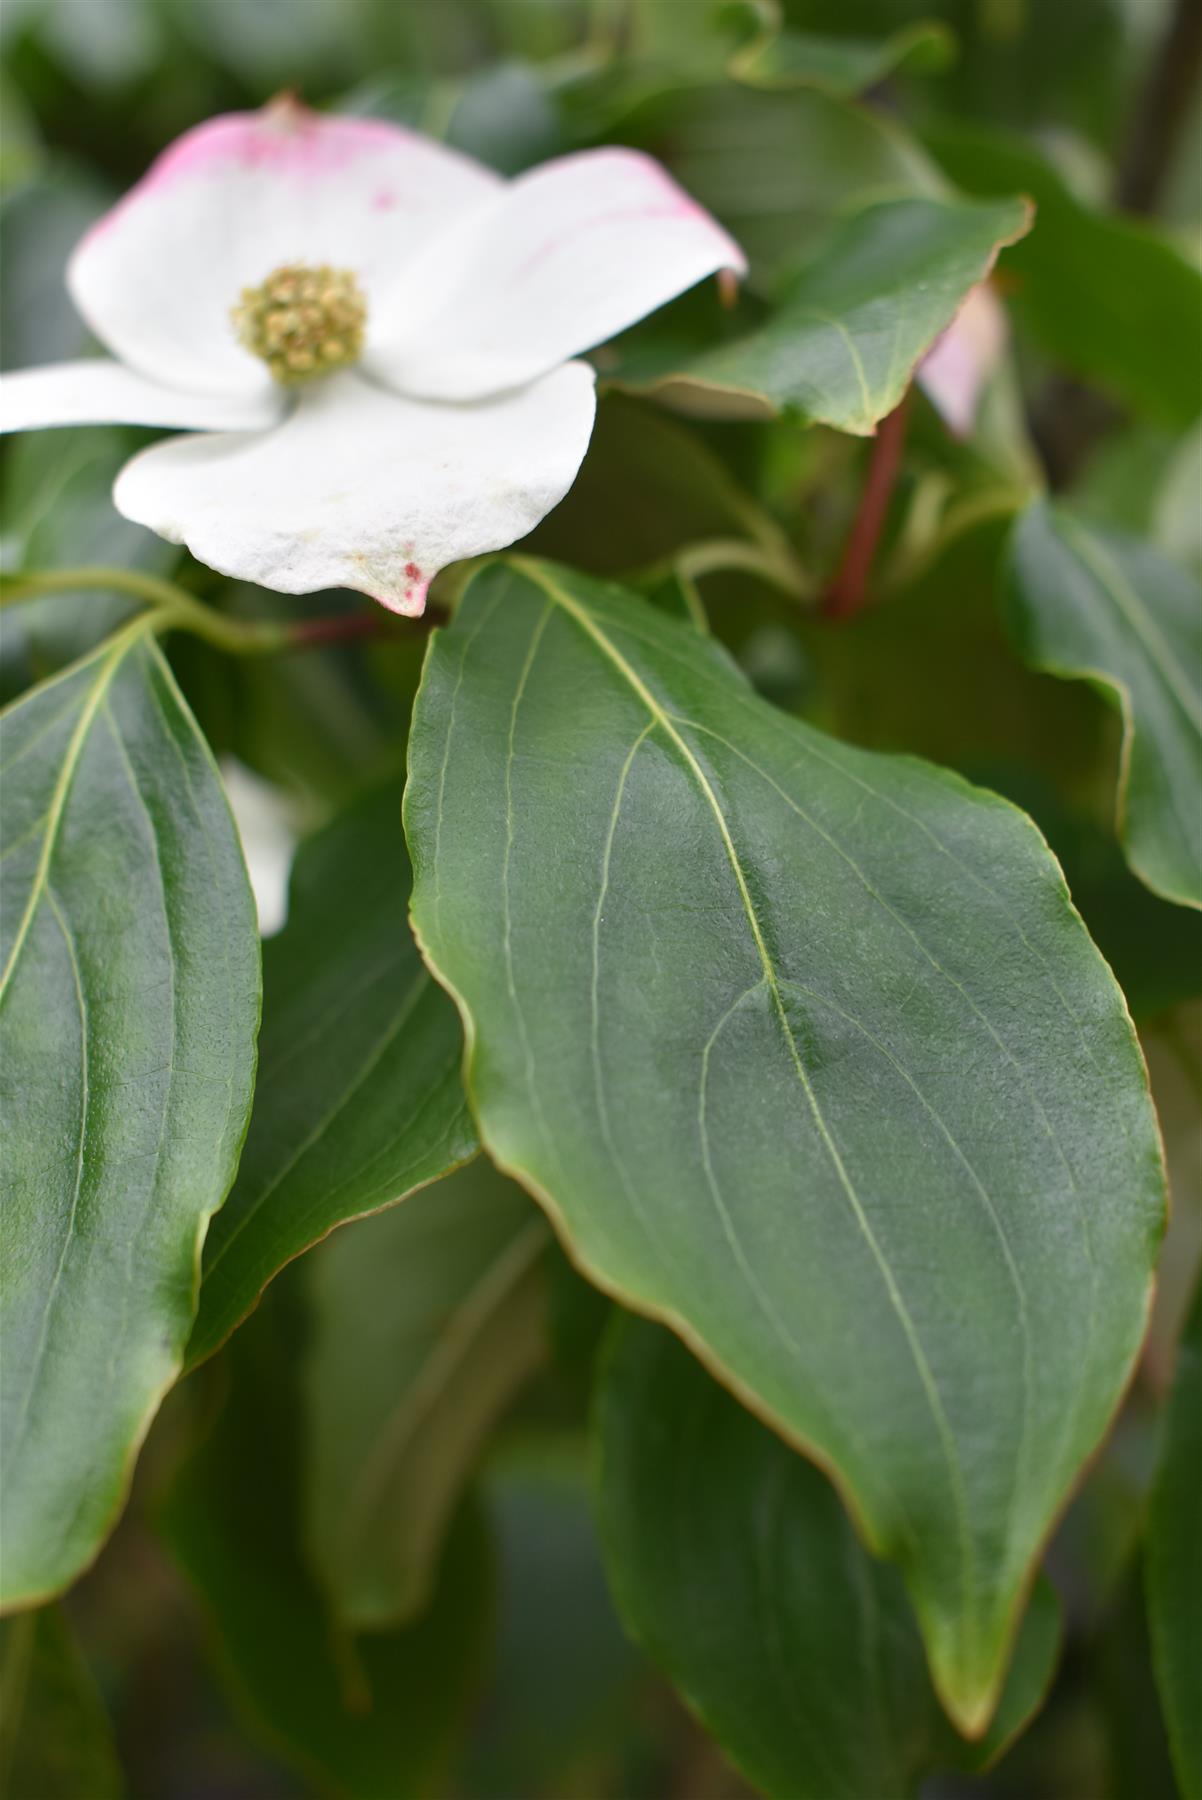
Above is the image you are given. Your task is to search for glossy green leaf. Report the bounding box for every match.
[0,1606,124,1799]
[732,20,954,93]
[615,196,1031,436]
[926,122,1202,428]
[187,786,477,1369]
[303,1158,548,1627]
[162,1290,489,1800]
[0,622,259,1609]
[1146,1283,1202,1800]
[598,1317,1063,1799]
[1006,502,1202,911]
[405,559,1164,1731]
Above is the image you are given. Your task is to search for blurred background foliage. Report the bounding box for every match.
[1,0,1199,1796]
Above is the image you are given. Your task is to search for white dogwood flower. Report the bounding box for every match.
[0,100,744,613]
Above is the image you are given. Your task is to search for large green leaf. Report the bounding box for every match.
[613,196,1031,435]
[0,622,259,1609]
[597,1317,1062,1799]
[1006,503,1202,911]
[405,559,1164,1731]
[162,1289,489,1800]
[926,123,1202,428]
[0,1606,124,1798]
[1146,1283,1202,1800]
[187,787,477,1369]
[303,1158,548,1627]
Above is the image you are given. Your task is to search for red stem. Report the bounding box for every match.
[821,398,909,623]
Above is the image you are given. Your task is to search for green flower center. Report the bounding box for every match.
[231,263,367,385]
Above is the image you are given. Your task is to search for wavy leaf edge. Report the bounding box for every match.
[402,554,1165,1736]
[0,620,261,1610]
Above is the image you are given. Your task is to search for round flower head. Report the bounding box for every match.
[0,99,745,613]
[232,264,368,384]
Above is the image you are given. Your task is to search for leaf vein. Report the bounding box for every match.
[515,559,979,1648]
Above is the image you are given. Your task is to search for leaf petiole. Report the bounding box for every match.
[0,566,422,656]
[1,566,293,654]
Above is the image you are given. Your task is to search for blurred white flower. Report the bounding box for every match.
[0,100,744,614]
[219,758,296,937]
[918,281,1008,439]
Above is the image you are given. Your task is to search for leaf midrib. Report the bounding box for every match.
[509,558,978,1651]
[1,888,91,1486]
[0,622,149,1011]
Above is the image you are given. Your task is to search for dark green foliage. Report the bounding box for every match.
[2,2,1198,1793]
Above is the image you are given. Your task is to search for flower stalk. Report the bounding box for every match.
[821,398,910,623]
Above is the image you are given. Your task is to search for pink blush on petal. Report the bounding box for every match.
[918,283,1008,439]
[81,109,420,244]
[150,110,414,183]
[366,561,428,616]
